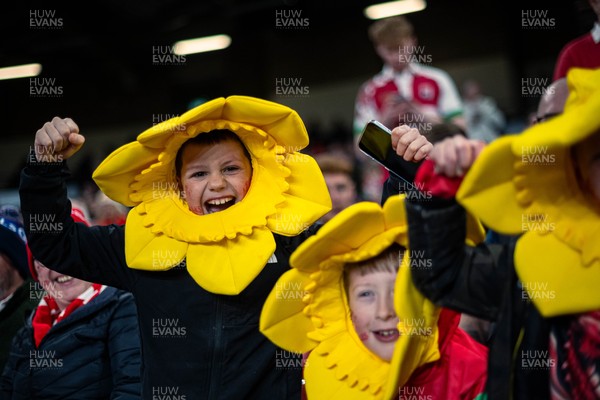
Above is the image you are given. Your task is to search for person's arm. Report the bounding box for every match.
[405,198,509,320]
[107,291,141,399]
[19,117,136,290]
[404,135,510,320]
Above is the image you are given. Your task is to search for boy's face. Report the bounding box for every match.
[179,139,252,215]
[348,268,399,361]
[375,36,416,72]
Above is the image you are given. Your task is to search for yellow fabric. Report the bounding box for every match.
[456,67,600,317]
[92,96,331,295]
[260,195,484,400]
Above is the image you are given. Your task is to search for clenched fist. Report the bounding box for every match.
[429,134,486,177]
[34,117,85,163]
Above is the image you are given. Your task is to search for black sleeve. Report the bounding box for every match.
[18,159,137,291]
[404,198,512,321]
[380,160,422,205]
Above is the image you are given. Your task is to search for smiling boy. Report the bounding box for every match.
[344,245,401,362]
[175,130,253,215]
[19,96,333,399]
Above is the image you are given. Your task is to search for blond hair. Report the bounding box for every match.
[368,16,414,47]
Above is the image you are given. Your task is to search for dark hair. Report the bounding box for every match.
[174,129,252,177]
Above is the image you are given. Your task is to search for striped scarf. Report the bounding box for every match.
[32,283,105,348]
[549,310,600,399]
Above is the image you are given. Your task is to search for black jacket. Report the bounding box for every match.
[0,286,141,399]
[0,280,40,372]
[404,199,551,400]
[19,162,312,399]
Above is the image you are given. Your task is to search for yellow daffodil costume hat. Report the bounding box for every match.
[92,96,332,295]
[260,195,485,400]
[457,67,600,317]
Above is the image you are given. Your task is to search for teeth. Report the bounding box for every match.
[378,330,398,337]
[207,197,233,205]
[56,276,73,283]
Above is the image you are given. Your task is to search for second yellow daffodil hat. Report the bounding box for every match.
[92,96,332,295]
[456,67,600,316]
[260,195,485,400]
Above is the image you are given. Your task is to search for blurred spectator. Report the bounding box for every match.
[0,208,141,399]
[354,15,465,135]
[314,152,359,222]
[405,69,598,399]
[354,15,465,201]
[553,0,600,80]
[90,191,128,226]
[0,205,40,372]
[533,78,569,125]
[462,79,506,143]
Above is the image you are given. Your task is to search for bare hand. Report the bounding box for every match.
[391,124,433,162]
[429,134,486,177]
[34,117,85,162]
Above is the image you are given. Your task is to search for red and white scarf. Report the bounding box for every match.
[32,283,106,348]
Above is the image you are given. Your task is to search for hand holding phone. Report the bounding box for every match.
[390,124,432,162]
[358,120,423,185]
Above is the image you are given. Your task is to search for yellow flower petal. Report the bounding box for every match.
[515,231,600,316]
[457,135,524,234]
[259,269,317,354]
[185,227,276,295]
[125,209,188,270]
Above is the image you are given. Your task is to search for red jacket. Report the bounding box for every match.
[302,308,488,399]
[400,308,488,400]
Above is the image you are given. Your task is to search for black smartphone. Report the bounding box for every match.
[358,120,421,185]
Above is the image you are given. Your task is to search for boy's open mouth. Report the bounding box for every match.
[372,329,399,342]
[205,196,236,214]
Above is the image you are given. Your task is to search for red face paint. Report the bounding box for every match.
[358,332,369,341]
[241,180,251,197]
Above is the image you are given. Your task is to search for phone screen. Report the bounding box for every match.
[358,120,421,185]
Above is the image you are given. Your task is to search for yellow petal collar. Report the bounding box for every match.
[92,96,332,294]
[457,68,600,316]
